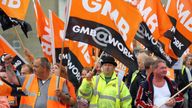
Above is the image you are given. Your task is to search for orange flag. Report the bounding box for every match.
[0,0,30,20]
[0,35,27,71]
[66,0,143,71]
[50,11,69,48]
[69,41,94,68]
[156,1,178,64]
[50,10,72,64]
[33,0,49,38]
[134,0,178,67]
[50,10,94,67]
[189,45,192,53]
[33,0,52,62]
[159,37,178,59]
[163,0,192,57]
[136,0,173,40]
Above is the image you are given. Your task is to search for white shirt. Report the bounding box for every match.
[41,80,47,84]
[153,81,172,108]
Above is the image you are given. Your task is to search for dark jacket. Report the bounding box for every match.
[135,74,184,108]
[130,70,147,108]
[175,66,192,108]
[175,67,190,93]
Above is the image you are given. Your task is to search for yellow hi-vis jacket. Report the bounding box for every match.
[78,72,132,108]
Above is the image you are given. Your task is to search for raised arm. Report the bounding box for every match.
[4,54,20,85]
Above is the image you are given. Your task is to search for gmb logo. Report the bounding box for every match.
[93,27,112,47]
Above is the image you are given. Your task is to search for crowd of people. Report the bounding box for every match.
[0,49,191,108]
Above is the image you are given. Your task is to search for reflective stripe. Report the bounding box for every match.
[56,76,59,89]
[93,75,100,104]
[181,66,185,75]
[185,67,192,82]
[25,74,35,91]
[131,70,139,83]
[120,95,132,102]
[89,104,97,108]
[94,75,100,90]
[48,96,59,102]
[93,90,100,96]
[117,76,121,99]
[92,74,100,107]
[79,90,91,97]
[23,90,36,96]
[100,95,116,102]
[19,104,32,108]
[56,76,68,93]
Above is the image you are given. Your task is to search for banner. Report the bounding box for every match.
[162,0,192,57]
[33,0,52,62]
[66,50,83,89]
[159,36,178,59]
[0,8,16,30]
[66,0,143,71]
[136,0,173,40]
[69,41,94,68]
[50,11,94,88]
[133,0,178,67]
[135,22,177,67]
[68,41,94,88]
[0,0,30,20]
[50,11,70,63]
[0,35,27,71]
[0,8,32,38]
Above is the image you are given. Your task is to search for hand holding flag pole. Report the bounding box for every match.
[84,51,104,81]
[91,51,104,74]
[56,14,69,90]
[158,81,192,108]
[56,0,72,89]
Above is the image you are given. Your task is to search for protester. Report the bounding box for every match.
[129,56,154,108]
[125,52,149,88]
[0,71,20,96]
[52,63,77,107]
[20,64,33,76]
[0,64,23,108]
[8,64,33,108]
[174,54,192,108]
[0,72,11,108]
[135,59,184,108]
[23,48,34,65]
[4,54,70,108]
[94,62,101,75]
[78,56,132,108]
[78,67,92,108]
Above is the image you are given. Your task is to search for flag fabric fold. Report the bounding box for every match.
[33,0,52,62]
[66,0,143,71]
[0,35,28,71]
[0,0,31,38]
[162,0,192,57]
